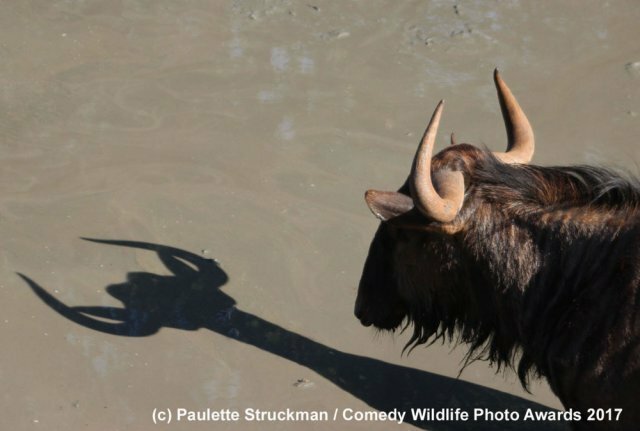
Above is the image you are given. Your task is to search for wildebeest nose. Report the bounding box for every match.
[354,303,363,319]
[354,303,373,327]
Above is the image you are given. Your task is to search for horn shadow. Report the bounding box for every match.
[20,239,568,431]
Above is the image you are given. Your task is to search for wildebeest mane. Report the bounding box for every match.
[472,150,640,213]
[357,73,640,428]
[402,149,640,389]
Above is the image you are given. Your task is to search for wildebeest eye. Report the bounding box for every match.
[390,226,410,241]
[375,224,396,246]
[384,221,417,242]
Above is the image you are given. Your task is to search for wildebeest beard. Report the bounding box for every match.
[388,150,640,391]
[357,72,640,429]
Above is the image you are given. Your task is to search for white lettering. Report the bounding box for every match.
[174,408,240,421]
[342,408,405,424]
[244,408,328,421]
[474,408,520,421]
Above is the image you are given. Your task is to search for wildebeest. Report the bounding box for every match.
[355,70,640,430]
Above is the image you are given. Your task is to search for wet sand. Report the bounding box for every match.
[1,1,639,430]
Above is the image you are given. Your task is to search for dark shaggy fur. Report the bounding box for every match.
[357,148,640,430]
[408,151,640,379]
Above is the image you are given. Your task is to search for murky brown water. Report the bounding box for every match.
[1,1,639,430]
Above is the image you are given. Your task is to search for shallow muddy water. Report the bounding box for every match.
[1,1,639,430]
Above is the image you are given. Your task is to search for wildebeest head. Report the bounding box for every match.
[355,72,640,419]
[354,70,535,336]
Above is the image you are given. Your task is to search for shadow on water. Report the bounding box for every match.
[19,238,568,431]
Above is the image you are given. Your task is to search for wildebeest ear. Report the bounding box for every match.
[365,190,414,221]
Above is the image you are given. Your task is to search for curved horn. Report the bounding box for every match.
[492,69,535,164]
[411,101,465,223]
